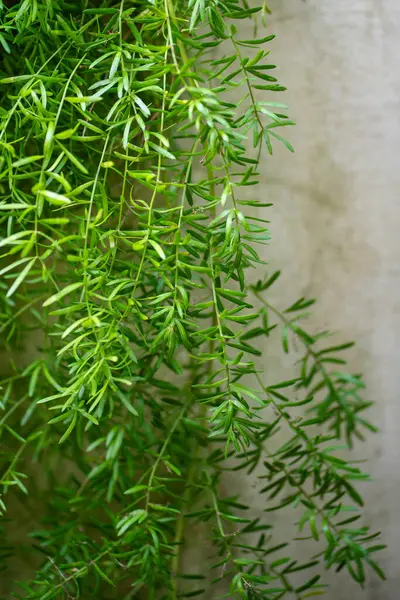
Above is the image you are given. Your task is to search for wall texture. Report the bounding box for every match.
[228,0,400,598]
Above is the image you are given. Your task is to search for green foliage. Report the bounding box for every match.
[0,0,384,598]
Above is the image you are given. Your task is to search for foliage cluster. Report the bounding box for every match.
[0,0,384,598]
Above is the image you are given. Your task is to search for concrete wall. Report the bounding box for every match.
[233,0,400,597]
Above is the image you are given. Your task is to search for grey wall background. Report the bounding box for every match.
[226,0,400,598]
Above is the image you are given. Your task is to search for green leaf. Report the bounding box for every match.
[6,258,36,298]
[58,143,89,174]
[93,563,115,586]
[295,575,321,593]
[117,510,147,535]
[39,190,72,206]
[43,282,84,307]
[0,203,31,210]
[12,155,44,168]
[268,130,295,152]
[148,142,175,160]
[55,126,79,140]
[124,485,148,495]
[0,33,11,54]
[0,230,33,248]
[309,512,319,540]
[366,558,386,580]
[240,35,275,45]
[58,412,77,444]
[149,239,166,260]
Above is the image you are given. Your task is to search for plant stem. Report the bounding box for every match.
[170,455,197,599]
[145,399,190,511]
[253,291,335,391]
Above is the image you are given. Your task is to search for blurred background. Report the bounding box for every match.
[228,0,400,597]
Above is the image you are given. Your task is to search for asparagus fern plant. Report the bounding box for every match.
[0,0,384,598]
